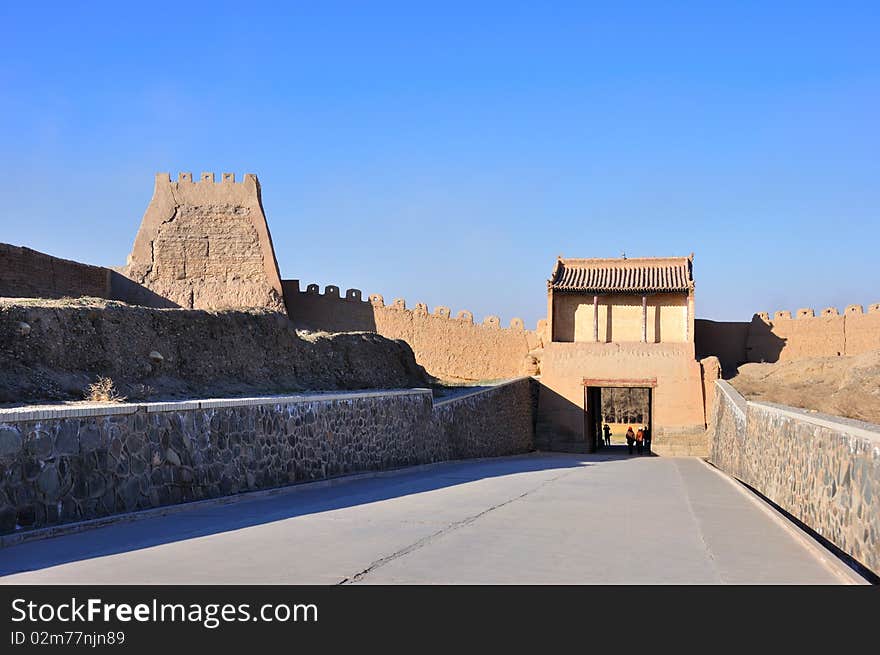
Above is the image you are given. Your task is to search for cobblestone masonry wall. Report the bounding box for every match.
[0,379,534,536]
[708,380,880,576]
[432,379,536,460]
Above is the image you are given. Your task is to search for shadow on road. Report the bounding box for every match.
[0,452,629,577]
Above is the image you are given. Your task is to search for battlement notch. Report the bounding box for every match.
[287,280,541,332]
[152,172,258,187]
[758,302,879,321]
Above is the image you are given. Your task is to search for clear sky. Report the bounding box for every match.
[2,2,877,326]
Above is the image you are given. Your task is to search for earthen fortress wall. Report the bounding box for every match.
[4,172,877,386]
[0,244,177,308]
[0,244,111,300]
[283,281,544,382]
[697,304,880,370]
[124,173,285,313]
[2,173,541,384]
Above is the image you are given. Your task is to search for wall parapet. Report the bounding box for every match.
[749,400,880,443]
[699,300,880,370]
[286,279,534,332]
[154,172,257,185]
[708,379,880,577]
[715,380,747,419]
[433,377,532,407]
[0,389,431,423]
[0,381,534,538]
[430,378,536,461]
[753,302,880,322]
[282,279,542,381]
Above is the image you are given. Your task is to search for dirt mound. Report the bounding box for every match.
[729,350,880,425]
[0,298,429,405]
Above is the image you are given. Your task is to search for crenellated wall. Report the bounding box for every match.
[4,173,285,314]
[283,280,545,382]
[696,303,880,370]
[843,304,880,355]
[124,173,285,313]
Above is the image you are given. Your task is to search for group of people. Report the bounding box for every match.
[601,423,651,455]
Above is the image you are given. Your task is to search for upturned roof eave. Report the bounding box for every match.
[548,285,692,293]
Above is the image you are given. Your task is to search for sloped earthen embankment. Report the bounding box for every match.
[0,298,429,405]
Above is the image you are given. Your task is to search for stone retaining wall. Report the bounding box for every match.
[431,380,536,460]
[708,380,880,576]
[0,379,535,537]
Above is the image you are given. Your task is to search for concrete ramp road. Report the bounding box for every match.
[0,453,859,584]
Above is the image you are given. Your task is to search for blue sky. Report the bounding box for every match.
[1,2,877,325]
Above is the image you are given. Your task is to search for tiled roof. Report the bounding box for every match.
[549,256,693,293]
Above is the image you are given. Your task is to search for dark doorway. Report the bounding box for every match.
[583,378,656,454]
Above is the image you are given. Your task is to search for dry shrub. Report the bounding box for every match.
[85,376,127,403]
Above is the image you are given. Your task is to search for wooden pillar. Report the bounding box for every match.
[686,291,693,342]
[641,295,647,343]
[685,295,689,342]
[593,295,599,342]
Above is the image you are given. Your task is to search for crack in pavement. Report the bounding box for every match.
[672,459,724,583]
[337,468,580,584]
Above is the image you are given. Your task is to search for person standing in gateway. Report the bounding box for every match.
[643,425,652,454]
[603,423,612,447]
